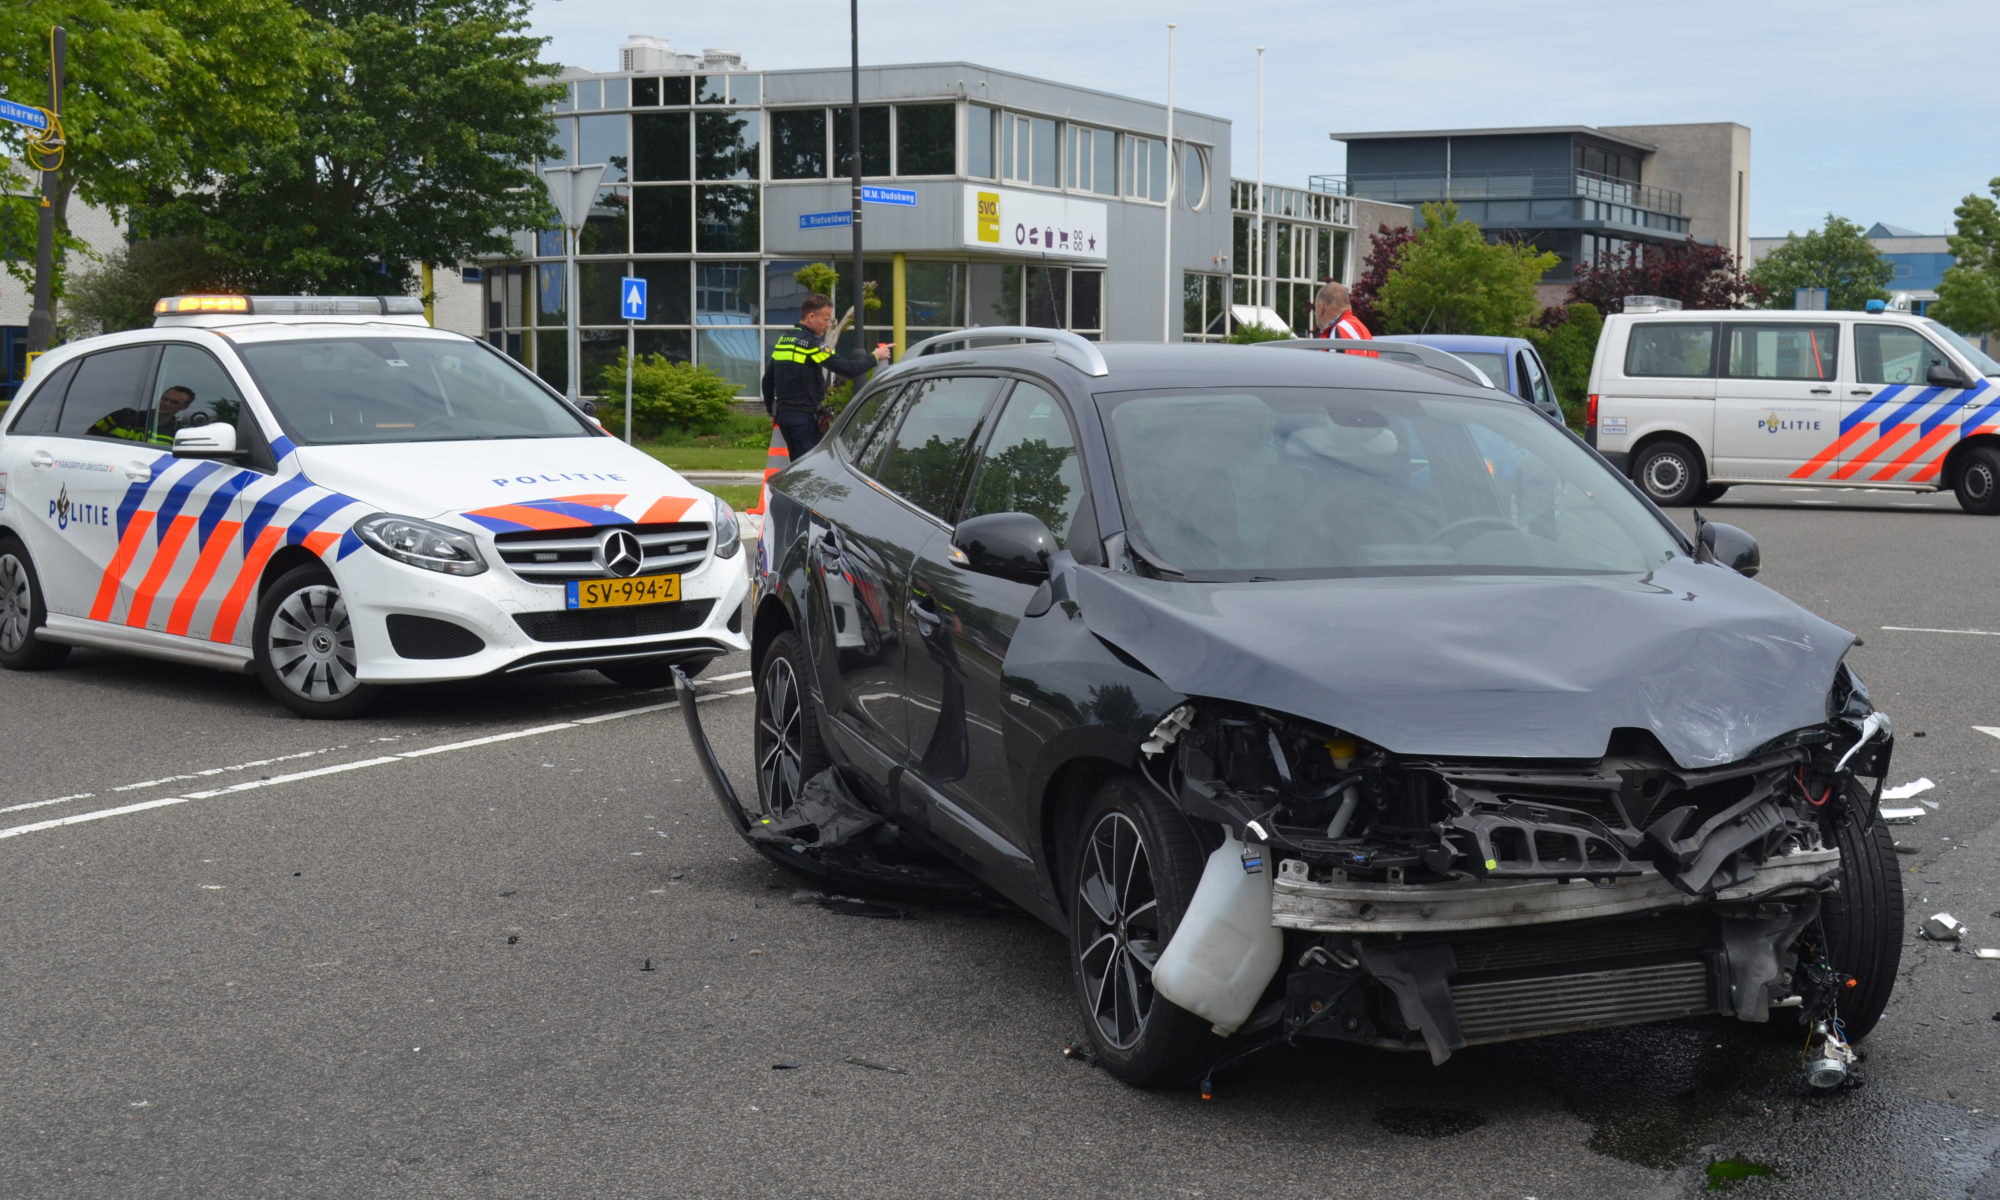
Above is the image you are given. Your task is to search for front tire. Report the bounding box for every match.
[1632,438,1706,506]
[1953,445,2000,515]
[753,631,827,819]
[252,564,377,718]
[0,538,69,671]
[1069,777,1213,1087]
[1819,794,1905,1039]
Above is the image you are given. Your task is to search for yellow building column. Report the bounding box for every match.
[892,252,907,362]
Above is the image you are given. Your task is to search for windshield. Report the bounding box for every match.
[237,337,593,445]
[1923,319,2000,377]
[1451,351,1508,390]
[1096,386,1683,580]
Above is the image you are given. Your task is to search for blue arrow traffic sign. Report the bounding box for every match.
[619,276,646,321]
[860,186,917,207]
[0,100,49,131]
[799,210,853,230]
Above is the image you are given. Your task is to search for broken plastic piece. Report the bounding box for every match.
[1974,948,2000,961]
[1880,778,1935,800]
[1140,704,1196,757]
[1923,913,1967,941]
[772,1061,801,1070]
[1835,711,1888,774]
[1879,806,1925,824]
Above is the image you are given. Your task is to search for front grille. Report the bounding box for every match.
[1452,960,1712,1043]
[494,522,710,585]
[386,614,485,659]
[513,598,716,643]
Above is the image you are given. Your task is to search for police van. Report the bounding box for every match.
[1585,302,2000,512]
[0,295,748,716]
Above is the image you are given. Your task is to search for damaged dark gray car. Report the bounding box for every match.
[680,330,1902,1089]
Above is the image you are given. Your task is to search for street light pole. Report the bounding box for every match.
[849,0,865,352]
[1162,22,1175,344]
[26,26,65,356]
[1256,46,1265,314]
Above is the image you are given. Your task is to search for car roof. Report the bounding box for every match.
[1609,309,1926,323]
[889,340,1501,398]
[1376,333,1526,352]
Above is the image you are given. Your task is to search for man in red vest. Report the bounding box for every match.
[1313,281,1376,357]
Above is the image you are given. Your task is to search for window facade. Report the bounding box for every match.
[1228,182,1352,336]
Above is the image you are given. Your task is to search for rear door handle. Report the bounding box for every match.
[29,450,54,467]
[1850,389,1873,396]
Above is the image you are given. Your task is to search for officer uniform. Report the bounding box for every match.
[762,323,878,457]
[89,407,173,445]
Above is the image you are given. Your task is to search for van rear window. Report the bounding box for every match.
[1625,323,1717,378]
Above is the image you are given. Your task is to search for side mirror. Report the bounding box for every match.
[1927,361,1970,389]
[1697,520,1760,578]
[950,511,1056,585]
[172,423,243,461]
[576,398,599,416]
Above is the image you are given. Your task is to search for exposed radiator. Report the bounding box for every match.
[1452,960,1712,1044]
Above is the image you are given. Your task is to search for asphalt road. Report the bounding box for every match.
[3,485,1999,1198]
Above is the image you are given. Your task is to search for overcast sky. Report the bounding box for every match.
[530,0,1999,239]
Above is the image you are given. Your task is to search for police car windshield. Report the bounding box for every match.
[1923,320,2000,377]
[1096,386,1681,581]
[236,337,592,445]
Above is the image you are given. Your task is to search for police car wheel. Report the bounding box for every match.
[0,539,70,671]
[1953,446,2000,515]
[253,564,377,718]
[599,655,711,688]
[1633,439,1705,507]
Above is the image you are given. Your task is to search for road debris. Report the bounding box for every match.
[1881,778,1935,801]
[1880,807,1926,824]
[1974,949,2000,961]
[1922,913,1967,941]
[772,1061,800,1070]
[843,1057,907,1074]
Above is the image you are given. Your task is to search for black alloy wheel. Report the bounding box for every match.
[1632,439,1705,507]
[0,539,69,671]
[1069,777,1211,1086]
[1817,787,1905,1039]
[753,631,827,820]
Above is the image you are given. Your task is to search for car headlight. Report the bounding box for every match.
[712,494,741,559]
[354,513,488,576]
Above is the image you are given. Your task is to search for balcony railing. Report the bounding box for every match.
[1309,168,1681,217]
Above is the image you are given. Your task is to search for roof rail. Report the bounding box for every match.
[1253,338,1493,389]
[901,326,1109,377]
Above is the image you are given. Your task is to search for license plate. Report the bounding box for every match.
[566,573,681,609]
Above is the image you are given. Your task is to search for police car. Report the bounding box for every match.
[0,295,748,716]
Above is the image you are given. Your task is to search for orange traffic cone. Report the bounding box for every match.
[746,421,788,516]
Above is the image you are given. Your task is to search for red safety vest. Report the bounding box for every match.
[1319,312,1377,357]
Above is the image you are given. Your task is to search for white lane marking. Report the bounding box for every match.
[1796,499,1838,505]
[1882,626,2000,637]
[708,670,752,683]
[110,747,336,793]
[0,792,96,816]
[0,757,403,840]
[0,688,757,841]
[1976,727,2000,741]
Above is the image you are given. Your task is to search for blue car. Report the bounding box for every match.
[1375,334,1563,422]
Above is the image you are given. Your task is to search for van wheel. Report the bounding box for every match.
[0,538,70,671]
[1953,446,2000,515]
[1632,439,1705,506]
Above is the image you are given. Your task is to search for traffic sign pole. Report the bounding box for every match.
[624,320,634,444]
[617,275,647,444]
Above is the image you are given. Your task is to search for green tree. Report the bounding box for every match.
[594,351,737,438]
[63,236,251,335]
[1933,177,2000,335]
[1376,203,1558,336]
[156,0,561,294]
[1526,302,1604,430]
[1745,214,1893,312]
[0,0,316,295]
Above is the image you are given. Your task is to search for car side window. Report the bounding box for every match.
[1511,352,1535,401]
[961,382,1087,547]
[1624,323,1717,378]
[1856,324,1947,387]
[55,347,163,443]
[836,381,901,461]
[154,344,248,435]
[1724,323,1838,381]
[5,359,78,435]
[1521,351,1557,409]
[870,376,995,519]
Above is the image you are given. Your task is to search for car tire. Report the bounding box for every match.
[600,655,711,688]
[1818,790,1905,1040]
[753,630,827,820]
[1695,484,1731,505]
[1952,445,2000,515]
[1069,776,1214,1087]
[0,538,70,671]
[1632,439,1705,506]
[252,563,378,719]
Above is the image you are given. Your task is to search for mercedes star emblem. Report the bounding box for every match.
[602,529,644,578]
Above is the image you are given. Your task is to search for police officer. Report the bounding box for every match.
[91,385,195,444]
[762,293,888,457]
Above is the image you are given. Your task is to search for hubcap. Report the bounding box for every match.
[266,584,357,700]
[1969,464,1994,501]
[1646,454,1688,498]
[1075,811,1164,1051]
[756,655,804,818]
[0,553,31,655]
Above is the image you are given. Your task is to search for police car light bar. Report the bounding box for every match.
[154,295,427,316]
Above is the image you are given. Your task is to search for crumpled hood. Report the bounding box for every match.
[292,438,701,527]
[1073,557,1854,769]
